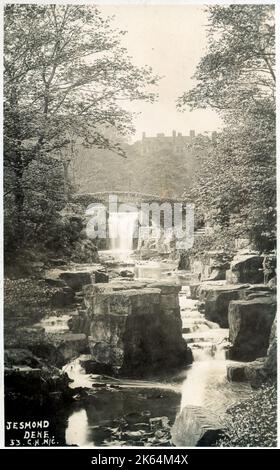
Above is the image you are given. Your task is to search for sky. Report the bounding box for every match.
[100,4,223,141]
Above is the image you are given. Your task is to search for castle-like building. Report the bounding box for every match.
[133,130,217,155]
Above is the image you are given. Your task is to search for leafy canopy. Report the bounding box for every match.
[178,5,275,251]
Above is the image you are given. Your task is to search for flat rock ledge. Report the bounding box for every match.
[171,405,224,447]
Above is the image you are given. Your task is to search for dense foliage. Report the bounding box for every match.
[4,4,158,263]
[178,5,276,252]
[217,384,277,447]
[71,133,211,197]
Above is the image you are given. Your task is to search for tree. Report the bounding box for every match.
[178,5,275,251]
[178,5,275,115]
[4,4,159,256]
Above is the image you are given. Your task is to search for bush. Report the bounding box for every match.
[217,384,277,447]
[4,278,63,326]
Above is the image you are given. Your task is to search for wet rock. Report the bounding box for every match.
[190,251,231,282]
[171,405,224,447]
[86,283,192,376]
[148,281,181,295]
[51,287,75,307]
[160,294,180,311]
[4,325,70,367]
[244,358,268,387]
[197,283,248,328]
[196,280,227,299]
[227,363,247,382]
[80,359,117,376]
[59,271,93,291]
[46,332,89,363]
[226,254,264,284]
[228,296,276,361]
[95,270,109,283]
[227,358,266,384]
[68,310,91,335]
[119,269,134,278]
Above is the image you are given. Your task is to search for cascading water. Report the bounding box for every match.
[108,211,138,253]
[59,284,252,447]
[178,287,251,414]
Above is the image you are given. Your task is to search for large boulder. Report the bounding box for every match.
[59,271,93,291]
[119,269,134,279]
[45,332,89,363]
[171,405,224,447]
[94,270,109,283]
[85,282,192,377]
[5,365,73,406]
[226,254,264,284]
[50,286,75,307]
[228,296,276,361]
[190,251,231,282]
[227,358,267,384]
[196,282,248,328]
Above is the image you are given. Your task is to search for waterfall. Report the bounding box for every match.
[179,288,230,411]
[108,212,138,253]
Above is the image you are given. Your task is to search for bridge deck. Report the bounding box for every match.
[73,191,186,204]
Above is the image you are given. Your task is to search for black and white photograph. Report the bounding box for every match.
[1,0,278,450]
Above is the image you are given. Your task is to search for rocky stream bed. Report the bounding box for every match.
[4,250,277,447]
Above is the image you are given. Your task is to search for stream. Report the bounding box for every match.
[59,282,252,447]
[36,213,253,447]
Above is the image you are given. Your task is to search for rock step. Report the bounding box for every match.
[183,329,228,343]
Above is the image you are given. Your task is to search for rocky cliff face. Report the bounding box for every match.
[226,253,264,284]
[199,283,249,328]
[189,249,277,387]
[76,280,192,377]
[189,251,231,282]
[228,296,276,361]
